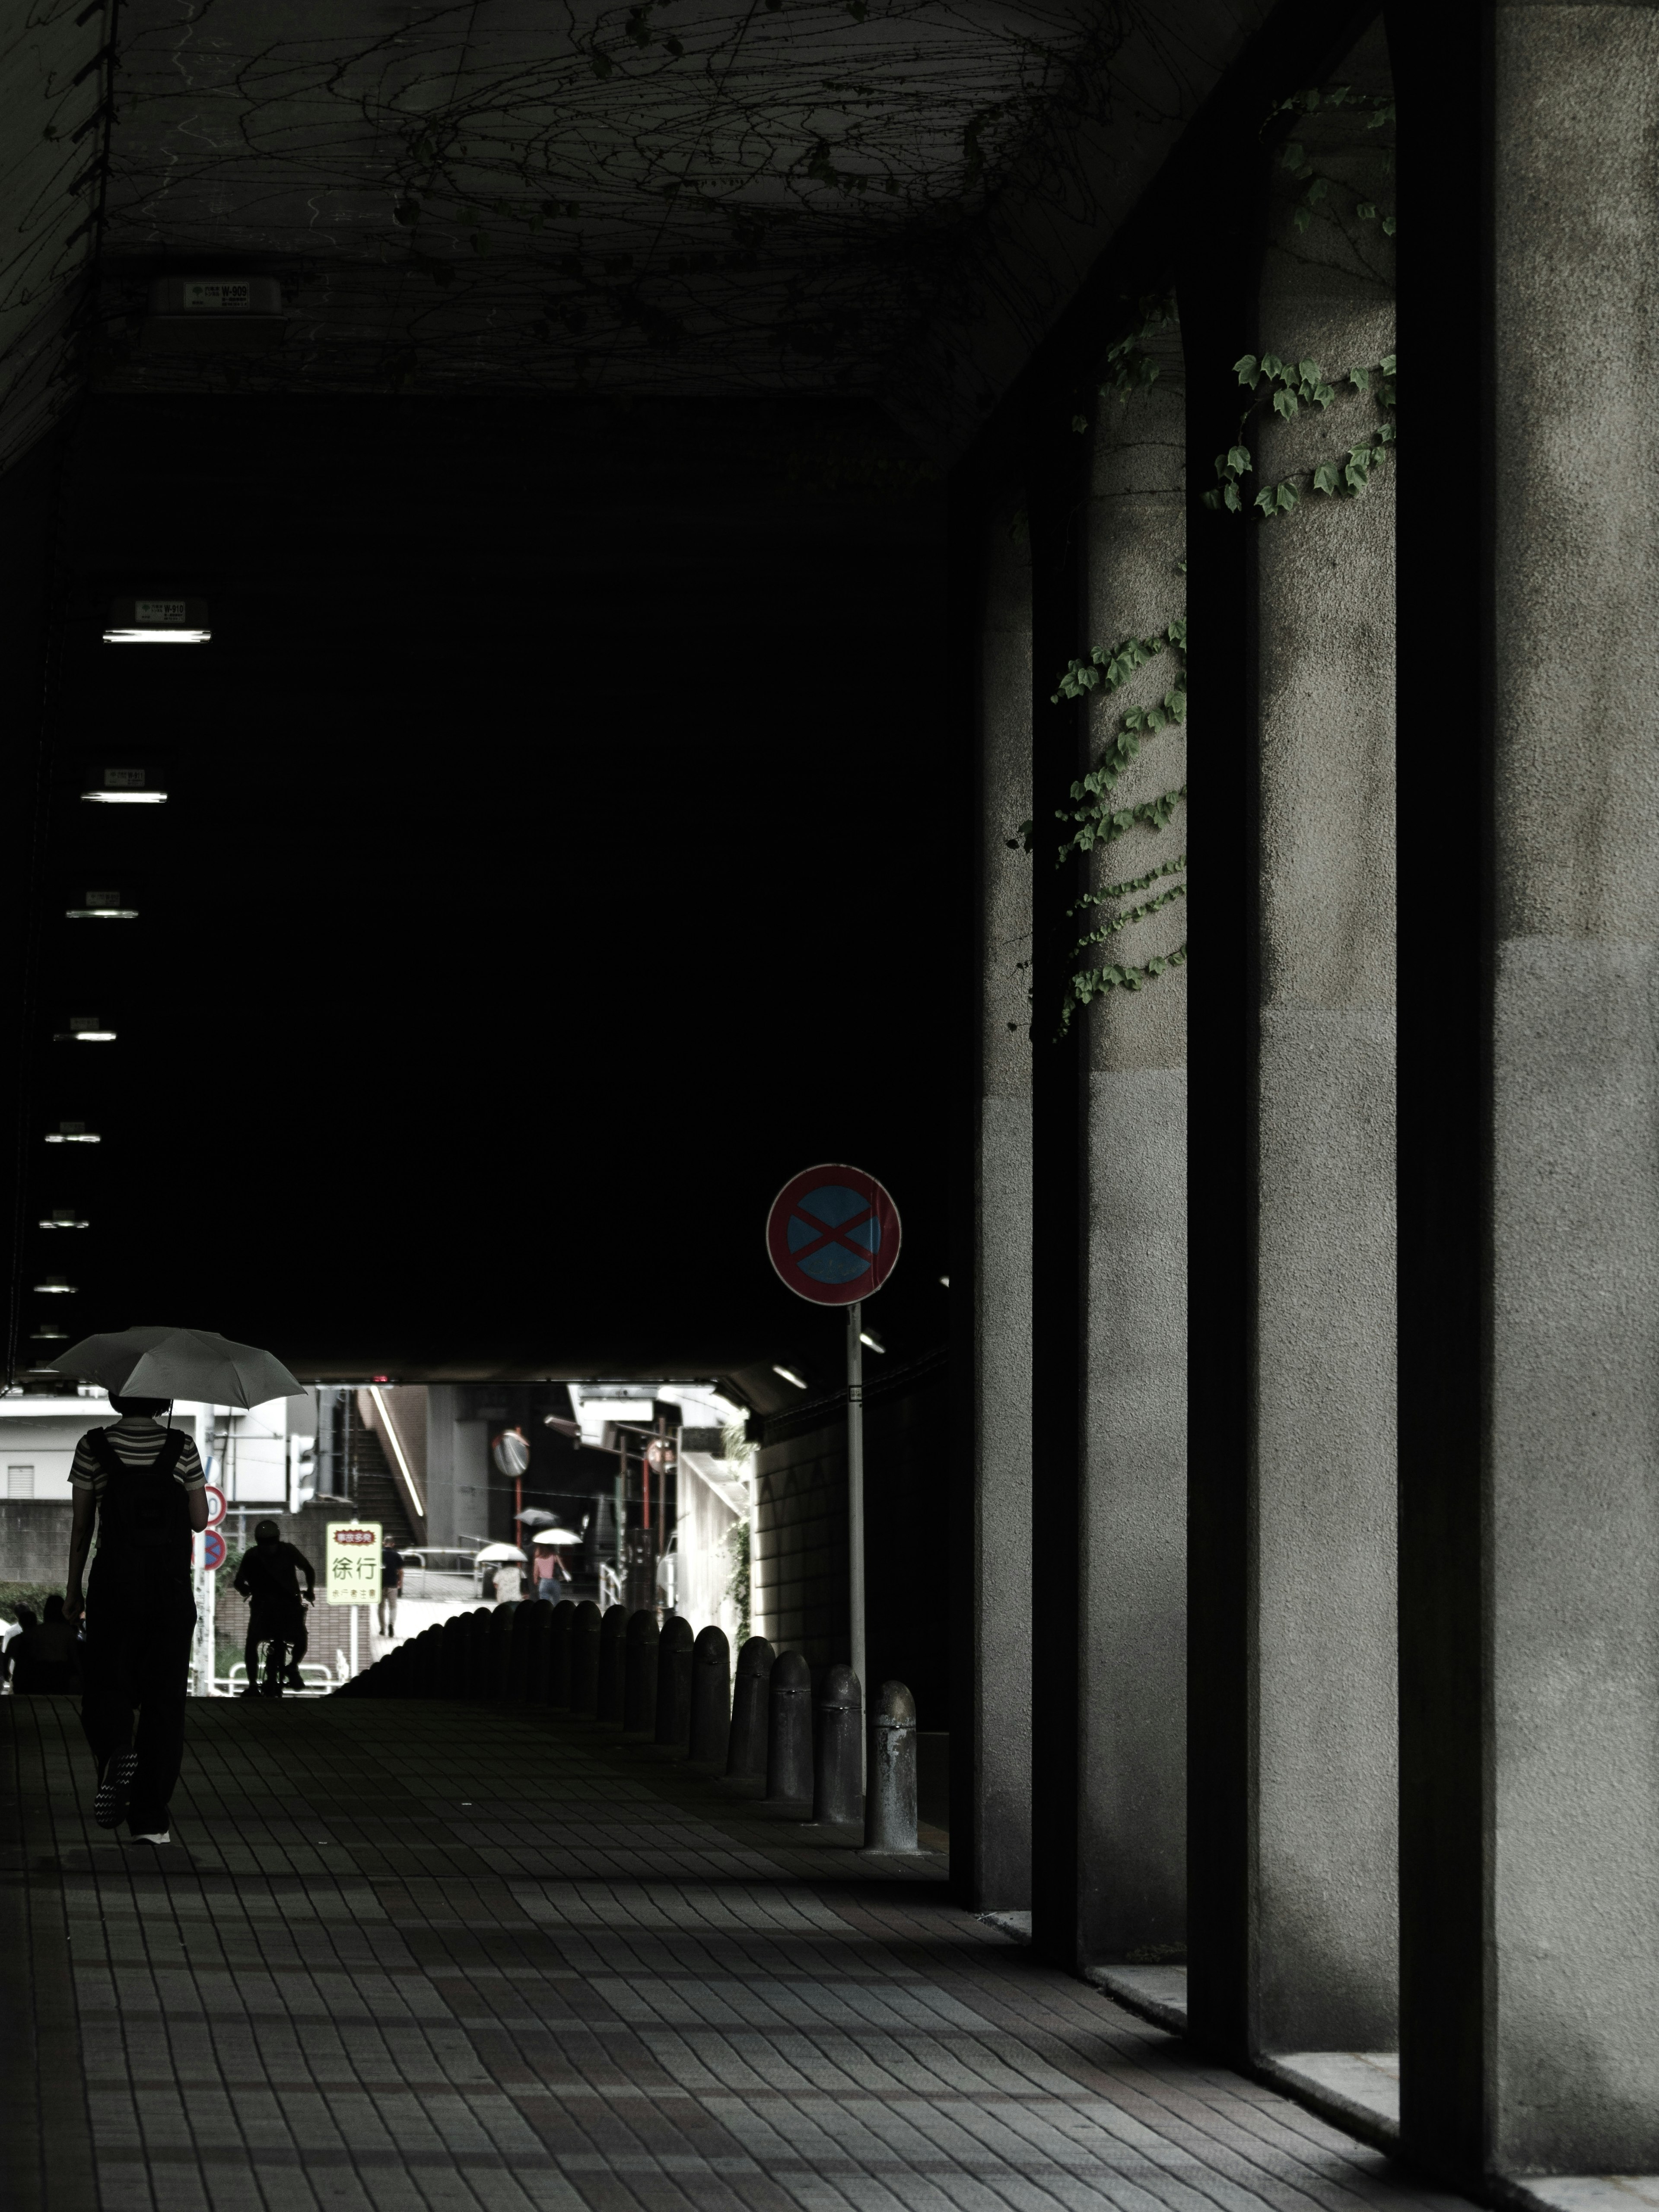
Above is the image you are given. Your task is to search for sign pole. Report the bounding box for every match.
[847,1298,866,1735]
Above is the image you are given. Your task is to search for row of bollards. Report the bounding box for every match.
[342,1597,925,1854]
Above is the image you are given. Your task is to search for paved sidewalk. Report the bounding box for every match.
[2,1697,1472,2212]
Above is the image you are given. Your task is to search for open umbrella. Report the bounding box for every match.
[524,1527,581,1546]
[50,1326,306,1408]
[474,1542,528,1564]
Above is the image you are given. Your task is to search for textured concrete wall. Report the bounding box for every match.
[754,1381,952,1726]
[1247,54,1399,2055]
[1484,3,1659,2171]
[970,498,1033,1909]
[0,1502,74,1587]
[1079,339,1188,1958]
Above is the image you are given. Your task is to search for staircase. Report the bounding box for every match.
[348,1414,416,1548]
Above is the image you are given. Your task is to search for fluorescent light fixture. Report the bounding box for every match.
[35,1278,76,1294]
[46,1122,99,1143]
[30,1325,68,1342]
[41,1211,89,1229]
[67,889,138,919]
[772,1364,807,1390]
[83,765,166,804]
[858,1330,886,1354]
[104,597,210,645]
[939,1274,950,1288]
[57,1019,116,1042]
[368,1385,426,1516]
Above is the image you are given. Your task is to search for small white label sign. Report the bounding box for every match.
[135,599,187,622]
[184,280,251,312]
[104,769,145,788]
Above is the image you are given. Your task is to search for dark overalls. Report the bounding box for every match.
[78,1429,197,1839]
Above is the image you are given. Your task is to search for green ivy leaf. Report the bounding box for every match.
[1313,462,1340,495]
[1071,413,1089,433]
[1275,480,1298,513]
[1260,353,1284,380]
[1381,216,1397,236]
[1357,201,1378,221]
[1227,444,1251,474]
[1234,354,1260,388]
[1273,388,1298,421]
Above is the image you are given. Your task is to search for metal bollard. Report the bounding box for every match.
[725,1636,774,1778]
[465,1607,494,1698]
[861,1681,919,1853]
[548,1599,576,1707]
[764,1649,813,1802]
[655,1616,695,1748]
[688,1626,731,1764]
[569,1599,603,1715]
[813,1663,862,1827]
[523,1600,552,1703]
[489,1602,518,1698]
[439,1614,467,1696]
[597,1604,628,1725]
[623,1609,659,1736]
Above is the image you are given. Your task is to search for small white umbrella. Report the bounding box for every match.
[474,1542,528,1564]
[50,1326,305,1408]
[527,1528,581,1546]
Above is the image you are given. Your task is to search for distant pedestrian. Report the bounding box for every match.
[493,1559,522,1604]
[378,1541,404,1639]
[234,1521,316,1695]
[65,1393,210,1846]
[10,1594,83,1694]
[0,1604,38,1690]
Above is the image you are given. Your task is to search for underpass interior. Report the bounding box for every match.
[10,3,1647,2211]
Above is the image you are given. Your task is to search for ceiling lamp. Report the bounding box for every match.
[104,597,210,644]
[140,275,287,353]
[41,1210,89,1229]
[772,1364,808,1390]
[83,766,166,804]
[34,1278,76,1294]
[66,886,138,919]
[30,1325,69,1343]
[45,1122,99,1143]
[56,1015,116,1042]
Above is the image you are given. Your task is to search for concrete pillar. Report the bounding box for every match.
[963,493,1034,1912]
[1077,315,1188,1964]
[1247,48,1398,2056]
[1396,3,1659,2180]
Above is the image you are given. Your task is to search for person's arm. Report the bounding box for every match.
[187,1485,210,1533]
[292,1546,316,1602]
[64,1489,97,1625]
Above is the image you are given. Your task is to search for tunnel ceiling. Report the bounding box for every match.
[83,0,1266,447]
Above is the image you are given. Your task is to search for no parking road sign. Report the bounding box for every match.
[766,1163,901,1306]
[201,1528,226,1572]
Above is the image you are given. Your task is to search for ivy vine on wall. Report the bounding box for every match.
[1012,79,1396,1039]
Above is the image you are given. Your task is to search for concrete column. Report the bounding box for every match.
[1078,327,1188,1960]
[1397,3,1659,2180]
[962,494,1033,1912]
[1248,51,1398,2056]
[423,1384,461,1549]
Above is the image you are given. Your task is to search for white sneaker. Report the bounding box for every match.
[128,1831,170,1845]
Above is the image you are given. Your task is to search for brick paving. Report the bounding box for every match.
[3,1697,1473,2212]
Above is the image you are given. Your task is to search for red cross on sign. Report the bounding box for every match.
[765,1163,901,1306]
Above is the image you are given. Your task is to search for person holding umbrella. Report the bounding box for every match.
[53,1327,308,1847]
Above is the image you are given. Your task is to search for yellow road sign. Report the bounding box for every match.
[325,1519,382,1605]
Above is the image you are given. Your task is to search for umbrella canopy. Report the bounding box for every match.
[50,1326,306,1409]
[526,1528,580,1546]
[474,1542,528,1564]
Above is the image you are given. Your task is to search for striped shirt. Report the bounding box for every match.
[70,1417,205,1501]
